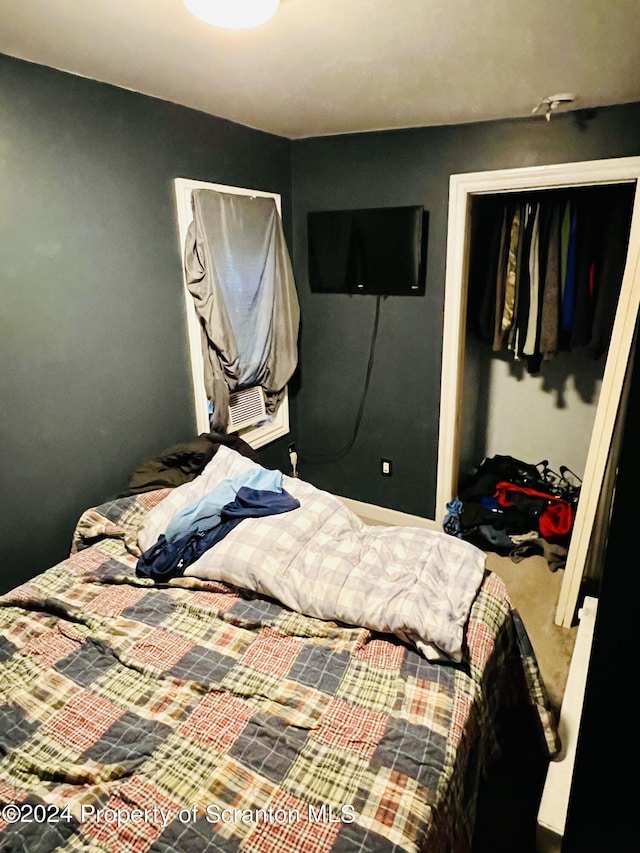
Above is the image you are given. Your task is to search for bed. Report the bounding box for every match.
[0,446,559,852]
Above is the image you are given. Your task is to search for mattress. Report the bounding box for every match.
[0,474,559,852]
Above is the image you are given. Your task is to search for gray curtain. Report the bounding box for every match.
[184,189,300,430]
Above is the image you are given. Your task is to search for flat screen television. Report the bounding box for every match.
[307,205,428,295]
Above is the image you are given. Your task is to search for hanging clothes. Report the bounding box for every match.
[560,200,578,341]
[538,197,562,360]
[571,189,599,349]
[500,204,520,343]
[589,185,636,358]
[492,202,512,351]
[468,183,635,370]
[523,201,541,357]
[184,189,300,431]
[510,199,535,356]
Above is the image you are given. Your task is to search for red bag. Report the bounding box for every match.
[494,481,574,542]
[538,501,574,540]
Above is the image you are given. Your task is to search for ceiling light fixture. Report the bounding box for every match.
[183,0,280,30]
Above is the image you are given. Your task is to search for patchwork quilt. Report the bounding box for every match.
[0,490,559,853]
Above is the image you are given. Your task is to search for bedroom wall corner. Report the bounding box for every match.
[288,104,640,523]
[0,53,292,592]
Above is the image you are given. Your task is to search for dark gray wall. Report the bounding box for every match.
[3,49,640,591]
[288,105,640,517]
[0,55,291,592]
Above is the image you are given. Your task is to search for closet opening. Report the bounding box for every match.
[436,157,640,628]
[462,184,634,480]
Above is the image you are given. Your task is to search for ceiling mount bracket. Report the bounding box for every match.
[532,92,576,121]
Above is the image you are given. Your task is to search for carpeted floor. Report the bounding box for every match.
[472,552,578,852]
[484,551,577,716]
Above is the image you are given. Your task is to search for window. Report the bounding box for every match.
[174,177,290,448]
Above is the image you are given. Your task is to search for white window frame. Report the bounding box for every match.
[173,177,290,449]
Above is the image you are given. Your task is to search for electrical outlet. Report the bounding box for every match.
[381,458,392,476]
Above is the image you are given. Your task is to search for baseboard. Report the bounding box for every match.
[338,495,438,530]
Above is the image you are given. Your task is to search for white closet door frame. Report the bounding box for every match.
[436,156,640,628]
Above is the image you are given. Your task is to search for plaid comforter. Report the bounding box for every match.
[0,492,559,853]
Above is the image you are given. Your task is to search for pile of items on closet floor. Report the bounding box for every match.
[444,455,581,571]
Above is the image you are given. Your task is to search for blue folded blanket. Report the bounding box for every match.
[164,468,284,541]
[137,486,299,582]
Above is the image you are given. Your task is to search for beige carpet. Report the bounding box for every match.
[483,551,577,715]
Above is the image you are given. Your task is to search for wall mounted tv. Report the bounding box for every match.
[307,205,428,295]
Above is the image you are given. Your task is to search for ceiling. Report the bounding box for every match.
[2,0,640,140]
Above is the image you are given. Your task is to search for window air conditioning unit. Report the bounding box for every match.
[228,386,268,432]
